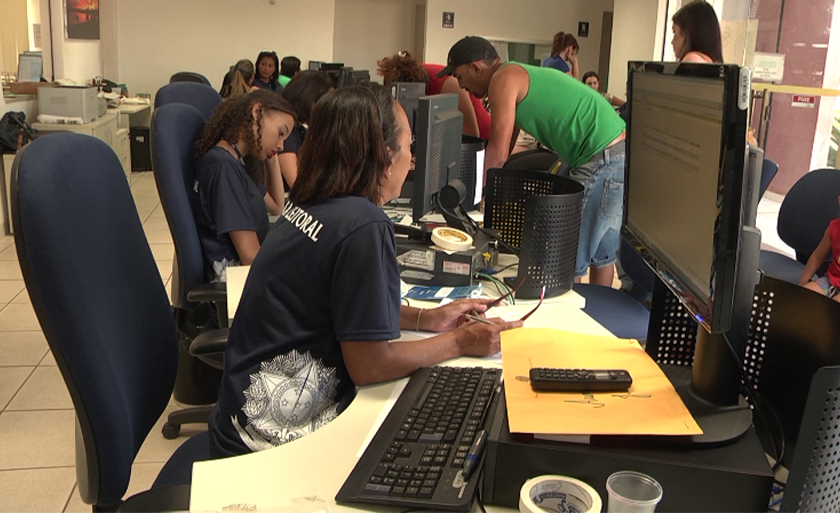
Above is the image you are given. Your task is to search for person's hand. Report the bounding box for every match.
[454,317,524,357]
[421,298,496,333]
[568,48,579,65]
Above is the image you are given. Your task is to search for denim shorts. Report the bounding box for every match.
[562,141,625,277]
[813,276,840,298]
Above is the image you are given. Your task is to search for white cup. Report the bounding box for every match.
[605,471,663,513]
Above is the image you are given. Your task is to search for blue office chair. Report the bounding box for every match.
[11,133,208,510]
[170,71,212,86]
[758,168,840,284]
[154,82,221,121]
[759,157,779,201]
[152,103,227,439]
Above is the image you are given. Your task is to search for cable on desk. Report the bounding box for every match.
[477,272,514,305]
[495,262,519,274]
[721,331,786,472]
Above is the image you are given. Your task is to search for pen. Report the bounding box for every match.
[461,429,488,480]
[465,314,493,325]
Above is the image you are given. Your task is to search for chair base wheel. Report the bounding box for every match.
[162,423,180,440]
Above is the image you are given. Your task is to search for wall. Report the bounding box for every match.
[333,0,417,81]
[608,0,668,99]
[26,0,41,50]
[115,0,336,98]
[46,0,101,83]
[424,0,614,83]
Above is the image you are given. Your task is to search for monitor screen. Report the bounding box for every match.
[624,62,749,333]
[413,94,463,221]
[391,82,427,134]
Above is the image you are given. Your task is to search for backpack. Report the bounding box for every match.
[0,111,38,152]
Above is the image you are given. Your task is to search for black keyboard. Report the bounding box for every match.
[336,366,502,511]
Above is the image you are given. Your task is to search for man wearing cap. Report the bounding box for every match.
[437,36,626,287]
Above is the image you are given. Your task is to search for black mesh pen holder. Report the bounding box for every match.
[515,182,584,299]
[485,168,576,250]
[458,135,485,211]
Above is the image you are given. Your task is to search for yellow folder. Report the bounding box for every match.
[501,328,703,436]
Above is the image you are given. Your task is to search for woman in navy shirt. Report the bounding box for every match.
[209,84,522,457]
[252,50,284,94]
[193,90,296,281]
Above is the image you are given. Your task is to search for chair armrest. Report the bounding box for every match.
[186,282,227,303]
[190,328,228,371]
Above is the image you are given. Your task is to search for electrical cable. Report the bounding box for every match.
[436,198,520,256]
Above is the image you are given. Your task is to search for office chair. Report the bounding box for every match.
[759,168,840,284]
[759,157,779,201]
[781,365,840,512]
[169,71,212,86]
[494,163,650,341]
[151,103,227,439]
[154,82,221,121]
[11,133,209,511]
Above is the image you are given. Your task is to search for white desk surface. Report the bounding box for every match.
[113,102,151,114]
[191,266,611,512]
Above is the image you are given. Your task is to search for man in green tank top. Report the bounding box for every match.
[438,36,626,287]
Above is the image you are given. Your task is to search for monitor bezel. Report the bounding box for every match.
[623,61,749,334]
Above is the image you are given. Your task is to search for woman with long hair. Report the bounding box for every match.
[220,59,255,99]
[252,50,284,93]
[208,84,521,457]
[543,32,580,78]
[671,1,723,63]
[377,50,489,139]
[193,90,296,280]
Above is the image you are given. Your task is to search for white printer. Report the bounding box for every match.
[38,86,102,123]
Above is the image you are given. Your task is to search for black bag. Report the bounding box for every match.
[0,111,38,152]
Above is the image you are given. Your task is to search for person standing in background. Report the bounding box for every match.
[220,59,255,99]
[671,1,723,63]
[279,56,301,87]
[253,51,284,94]
[542,32,580,79]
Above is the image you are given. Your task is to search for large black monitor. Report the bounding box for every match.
[391,82,427,134]
[412,94,463,221]
[624,61,761,443]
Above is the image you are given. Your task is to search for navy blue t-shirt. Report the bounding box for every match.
[209,196,402,457]
[279,124,306,155]
[194,146,269,280]
[543,55,571,73]
[252,77,283,94]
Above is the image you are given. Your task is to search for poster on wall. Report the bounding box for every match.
[65,0,100,40]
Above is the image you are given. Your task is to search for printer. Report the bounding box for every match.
[38,86,103,123]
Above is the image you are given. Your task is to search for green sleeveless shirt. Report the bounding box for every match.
[509,63,625,168]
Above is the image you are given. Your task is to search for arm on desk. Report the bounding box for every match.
[340,315,522,386]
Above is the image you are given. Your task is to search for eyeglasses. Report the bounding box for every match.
[519,285,546,321]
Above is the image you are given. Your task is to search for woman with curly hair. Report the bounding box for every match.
[194,89,296,281]
[377,50,489,140]
[252,50,284,94]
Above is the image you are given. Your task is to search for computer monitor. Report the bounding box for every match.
[391,82,427,134]
[308,60,324,70]
[17,53,42,82]
[624,61,761,443]
[412,94,464,221]
[335,68,370,88]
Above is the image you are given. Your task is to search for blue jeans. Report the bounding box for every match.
[565,141,625,277]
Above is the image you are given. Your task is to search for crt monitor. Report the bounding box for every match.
[391,82,427,134]
[624,61,761,442]
[412,93,463,222]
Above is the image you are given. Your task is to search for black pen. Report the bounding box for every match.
[461,429,488,480]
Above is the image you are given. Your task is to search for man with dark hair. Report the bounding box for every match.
[279,56,302,87]
[438,36,626,287]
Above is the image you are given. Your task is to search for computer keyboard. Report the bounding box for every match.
[336,366,503,511]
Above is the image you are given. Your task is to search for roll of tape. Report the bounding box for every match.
[519,475,602,513]
[431,227,473,252]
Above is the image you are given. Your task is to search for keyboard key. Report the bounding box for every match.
[363,483,392,496]
[407,429,421,441]
[410,479,424,487]
[404,486,420,498]
[382,453,395,462]
[373,464,390,477]
[452,458,465,467]
[419,432,443,443]
[370,475,383,484]
[398,447,412,457]
[423,479,438,488]
[383,477,396,486]
[443,429,459,442]
[386,470,400,479]
[395,429,408,441]
[420,456,433,465]
[390,486,406,497]
[419,487,435,500]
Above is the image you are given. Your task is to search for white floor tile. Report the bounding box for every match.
[0,331,49,366]
[0,243,17,261]
[11,288,31,304]
[0,236,13,253]
[143,227,174,245]
[141,216,170,232]
[7,366,73,411]
[0,410,76,469]
[0,367,34,410]
[39,351,57,367]
[149,243,175,263]
[0,302,41,331]
[0,467,76,513]
[0,280,25,304]
[0,260,23,280]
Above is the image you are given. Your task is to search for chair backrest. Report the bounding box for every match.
[151,103,207,310]
[758,158,779,200]
[170,71,211,86]
[781,365,840,512]
[503,148,560,173]
[11,134,178,508]
[154,82,221,121]
[777,168,840,264]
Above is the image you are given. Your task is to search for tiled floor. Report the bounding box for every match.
[0,171,792,511]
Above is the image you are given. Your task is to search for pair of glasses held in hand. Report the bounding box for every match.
[465,279,545,324]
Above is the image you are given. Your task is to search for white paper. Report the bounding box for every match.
[474,149,485,205]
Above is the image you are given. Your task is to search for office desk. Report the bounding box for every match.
[113,102,152,130]
[190,276,611,512]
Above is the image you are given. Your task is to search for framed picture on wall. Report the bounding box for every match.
[65,0,100,40]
